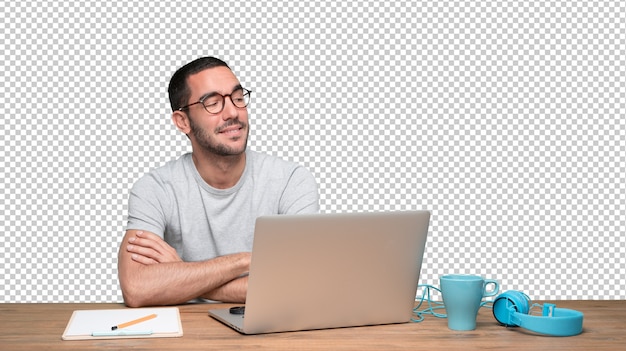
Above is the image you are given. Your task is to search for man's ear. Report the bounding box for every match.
[172,110,191,135]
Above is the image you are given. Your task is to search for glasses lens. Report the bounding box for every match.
[231,89,250,108]
[202,96,224,114]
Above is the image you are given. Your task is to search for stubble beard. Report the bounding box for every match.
[189,117,249,157]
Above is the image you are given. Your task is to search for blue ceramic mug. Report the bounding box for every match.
[440,274,500,331]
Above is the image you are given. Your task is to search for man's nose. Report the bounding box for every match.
[221,96,239,120]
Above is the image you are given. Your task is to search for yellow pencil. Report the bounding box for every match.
[111,313,157,330]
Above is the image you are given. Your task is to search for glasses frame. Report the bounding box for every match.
[178,88,252,114]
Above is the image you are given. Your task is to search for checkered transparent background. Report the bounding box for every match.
[1,1,624,303]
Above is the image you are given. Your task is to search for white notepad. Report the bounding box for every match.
[62,307,183,340]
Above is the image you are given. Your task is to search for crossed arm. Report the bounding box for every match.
[117,230,251,307]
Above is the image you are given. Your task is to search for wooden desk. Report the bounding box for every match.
[0,301,623,350]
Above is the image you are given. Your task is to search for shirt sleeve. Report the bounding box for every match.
[279,165,320,214]
[126,173,169,238]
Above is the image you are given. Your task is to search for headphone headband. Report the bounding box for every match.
[492,291,583,337]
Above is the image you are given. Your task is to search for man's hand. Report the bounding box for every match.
[118,229,250,306]
[126,230,182,265]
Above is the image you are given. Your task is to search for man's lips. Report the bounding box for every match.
[218,124,245,134]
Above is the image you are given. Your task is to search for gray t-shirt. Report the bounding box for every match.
[126,149,320,262]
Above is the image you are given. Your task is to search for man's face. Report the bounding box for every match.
[184,66,249,156]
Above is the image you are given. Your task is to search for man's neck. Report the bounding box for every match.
[191,150,247,189]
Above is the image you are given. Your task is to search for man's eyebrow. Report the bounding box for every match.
[198,85,243,101]
[198,91,218,101]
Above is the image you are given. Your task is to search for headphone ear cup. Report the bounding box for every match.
[492,291,531,327]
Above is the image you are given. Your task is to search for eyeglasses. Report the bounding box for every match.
[178,88,252,114]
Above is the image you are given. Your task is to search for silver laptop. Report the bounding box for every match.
[208,210,430,334]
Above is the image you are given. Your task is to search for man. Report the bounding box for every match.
[117,57,320,307]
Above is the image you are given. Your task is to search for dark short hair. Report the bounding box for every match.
[168,57,231,112]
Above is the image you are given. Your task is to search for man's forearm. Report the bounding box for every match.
[201,275,248,303]
[119,253,250,307]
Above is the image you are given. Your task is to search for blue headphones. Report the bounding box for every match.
[492,291,584,336]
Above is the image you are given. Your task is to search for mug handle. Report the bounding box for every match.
[483,279,500,297]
